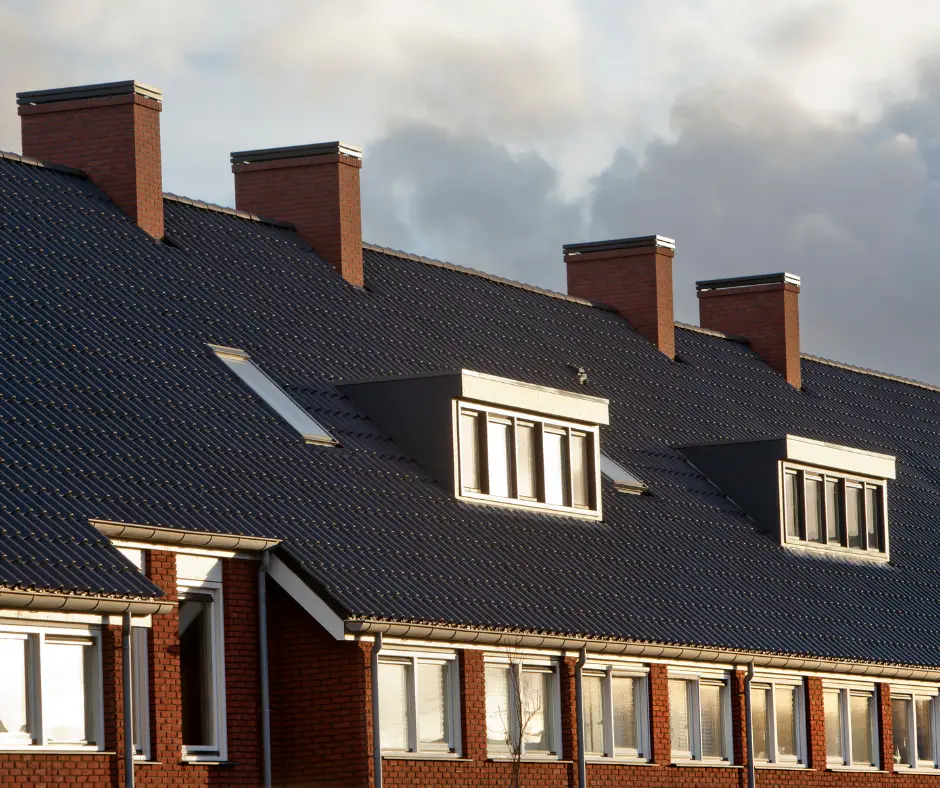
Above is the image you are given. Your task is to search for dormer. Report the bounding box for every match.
[339,370,610,518]
[678,435,896,561]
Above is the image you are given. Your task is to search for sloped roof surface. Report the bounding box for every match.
[3,155,940,666]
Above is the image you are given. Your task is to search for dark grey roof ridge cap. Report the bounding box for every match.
[803,353,940,396]
[563,234,676,254]
[675,321,751,345]
[16,80,161,105]
[230,141,363,165]
[0,149,87,178]
[163,192,295,230]
[363,241,612,310]
[696,272,801,291]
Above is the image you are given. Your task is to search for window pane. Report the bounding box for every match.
[571,432,591,508]
[669,680,690,754]
[850,694,873,766]
[752,686,769,761]
[418,662,448,748]
[131,627,149,756]
[179,597,215,748]
[894,698,912,766]
[805,477,824,544]
[487,420,513,498]
[460,412,482,493]
[866,486,882,551]
[379,661,411,751]
[43,640,94,744]
[485,666,512,748]
[826,478,842,543]
[521,671,553,753]
[0,638,30,742]
[543,431,568,506]
[612,676,637,752]
[516,423,537,500]
[583,675,605,754]
[775,685,798,758]
[824,690,843,761]
[916,698,933,764]
[846,485,863,549]
[700,683,725,759]
[784,471,801,539]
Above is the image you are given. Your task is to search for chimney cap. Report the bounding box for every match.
[563,235,675,255]
[16,80,161,106]
[230,141,363,165]
[696,272,801,292]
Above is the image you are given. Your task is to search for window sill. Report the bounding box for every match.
[755,763,810,770]
[382,754,470,762]
[487,756,570,763]
[827,766,885,773]
[0,748,113,755]
[671,760,740,768]
[586,758,655,766]
[181,758,235,766]
[894,767,940,774]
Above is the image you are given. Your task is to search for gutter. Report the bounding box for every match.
[344,620,940,683]
[575,646,587,788]
[0,588,174,616]
[370,631,383,788]
[91,519,281,552]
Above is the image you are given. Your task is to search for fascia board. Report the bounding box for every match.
[784,436,896,480]
[267,554,346,641]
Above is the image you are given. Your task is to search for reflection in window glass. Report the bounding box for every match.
[43,640,93,744]
[894,698,912,766]
[379,662,410,751]
[805,477,824,543]
[516,423,537,500]
[571,432,591,508]
[826,478,842,543]
[0,638,29,743]
[775,686,797,757]
[522,671,553,753]
[850,694,873,766]
[824,690,843,761]
[700,683,724,758]
[179,597,216,748]
[543,431,568,506]
[866,487,882,551]
[669,680,690,754]
[485,666,511,747]
[583,675,605,754]
[131,627,149,756]
[418,662,448,747]
[460,412,482,493]
[487,419,513,498]
[612,676,637,752]
[846,486,863,549]
[916,698,933,765]
[784,471,801,538]
[752,686,769,760]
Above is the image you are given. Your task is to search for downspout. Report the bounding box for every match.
[122,611,135,788]
[371,631,383,788]
[258,550,273,788]
[575,646,588,788]
[744,662,756,788]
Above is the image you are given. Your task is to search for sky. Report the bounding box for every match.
[2,1,940,382]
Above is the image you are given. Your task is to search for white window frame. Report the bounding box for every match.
[780,463,888,559]
[178,571,228,762]
[823,682,879,769]
[377,649,461,757]
[668,668,732,764]
[0,624,104,751]
[456,401,602,519]
[582,663,650,762]
[131,625,151,760]
[750,674,806,766]
[484,655,563,760]
[891,686,940,770]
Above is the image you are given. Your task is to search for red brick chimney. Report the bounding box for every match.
[564,235,676,358]
[17,80,164,239]
[231,143,364,287]
[697,273,802,389]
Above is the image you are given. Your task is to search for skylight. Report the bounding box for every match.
[209,344,335,446]
[599,454,648,494]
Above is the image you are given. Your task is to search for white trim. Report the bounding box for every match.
[268,555,345,640]
[110,539,253,560]
[749,678,807,766]
[667,669,733,764]
[131,625,151,761]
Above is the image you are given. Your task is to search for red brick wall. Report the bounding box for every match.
[698,281,802,388]
[19,93,164,239]
[232,152,364,287]
[565,244,675,358]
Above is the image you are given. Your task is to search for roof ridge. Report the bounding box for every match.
[0,149,86,178]
[363,241,611,309]
[803,353,940,395]
[162,192,295,230]
[675,321,728,339]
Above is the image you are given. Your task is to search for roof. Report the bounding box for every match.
[4,153,940,667]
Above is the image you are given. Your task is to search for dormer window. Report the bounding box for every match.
[457,403,599,516]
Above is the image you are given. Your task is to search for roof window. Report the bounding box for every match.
[209,344,335,446]
[599,454,648,495]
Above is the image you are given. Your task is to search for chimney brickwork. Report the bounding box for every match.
[17,81,164,239]
[564,235,676,358]
[231,143,364,287]
[697,273,802,388]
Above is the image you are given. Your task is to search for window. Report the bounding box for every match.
[458,402,600,517]
[178,554,227,761]
[0,627,102,750]
[668,672,731,762]
[378,653,460,755]
[209,344,335,446]
[599,453,648,494]
[892,690,938,769]
[486,660,561,758]
[782,465,887,557]
[824,685,877,768]
[750,677,806,765]
[582,666,649,760]
[131,626,150,759]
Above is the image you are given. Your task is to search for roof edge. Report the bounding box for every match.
[803,353,940,396]
[91,518,281,552]
[163,192,295,230]
[346,619,940,681]
[0,149,87,178]
[0,588,173,616]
